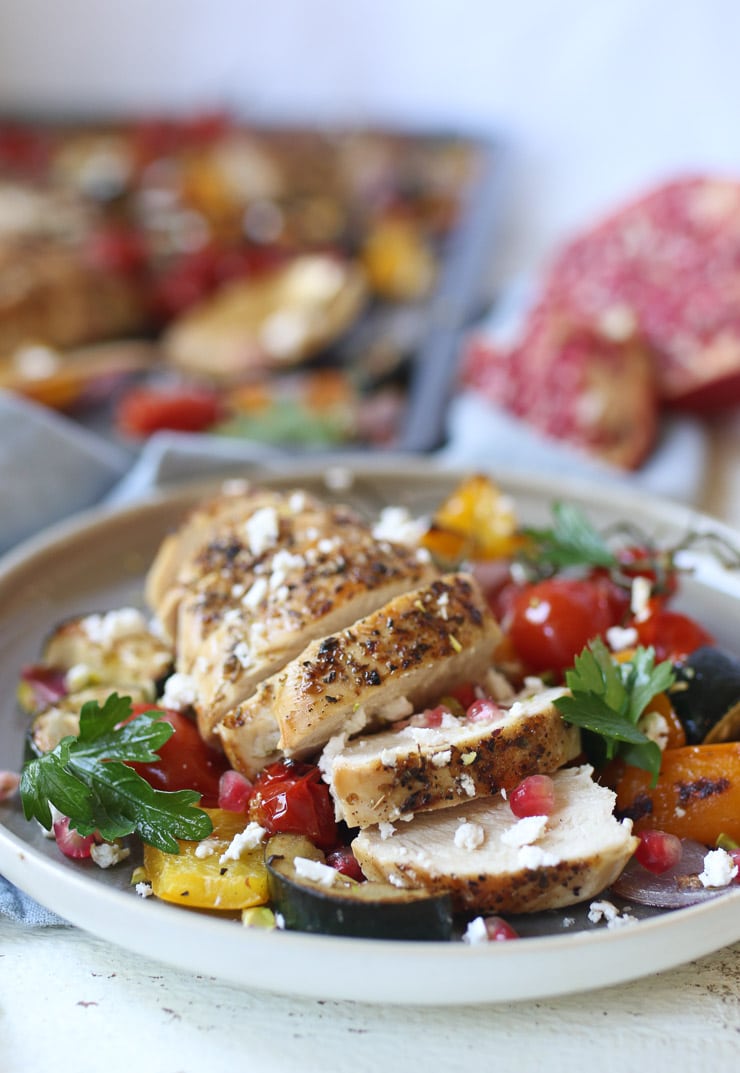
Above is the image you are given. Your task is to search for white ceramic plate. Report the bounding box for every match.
[1,462,740,1005]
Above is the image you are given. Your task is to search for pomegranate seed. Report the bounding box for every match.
[53,818,100,859]
[0,771,20,801]
[466,698,502,724]
[509,774,555,818]
[326,845,365,882]
[218,769,253,812]
[483,916,519,941]
[418,705,449,728]
[634,829,683,874]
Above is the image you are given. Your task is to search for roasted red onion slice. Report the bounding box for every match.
[611,839,732,907]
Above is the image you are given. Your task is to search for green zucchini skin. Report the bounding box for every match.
[266,834,454,941]
[671,646,740,743]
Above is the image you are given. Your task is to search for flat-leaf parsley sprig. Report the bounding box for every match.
[518,501,618,579]
[553,639,676,783]
[20,693,213,853]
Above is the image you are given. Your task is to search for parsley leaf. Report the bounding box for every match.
[554,639,675,783]
[20,693,213,853]
[520,502,618,577]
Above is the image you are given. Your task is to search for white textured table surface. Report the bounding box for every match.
[1,917,738,1073]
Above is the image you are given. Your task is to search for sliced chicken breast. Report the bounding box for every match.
[322,687,581,828]
[352,765,639,914]
[146,485,327,641]
[218,573,501,776]
[171,494,438,744]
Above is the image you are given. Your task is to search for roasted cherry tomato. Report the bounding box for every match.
[249,760,338,850]
[506,576,629,676]
[116,387,224,437]
[633,608,714,663]
[127,705,230,808]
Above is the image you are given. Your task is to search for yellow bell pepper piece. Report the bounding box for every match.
[422,474,522,562]
[143,808,269,910]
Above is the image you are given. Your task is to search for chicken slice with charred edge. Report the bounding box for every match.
[150,487,438,745]
[218,572,501,777]
[321,687,581,828]
[352,765,639,914]
[146,486,325,642]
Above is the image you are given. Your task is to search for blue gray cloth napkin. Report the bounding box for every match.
[0,386,711,925]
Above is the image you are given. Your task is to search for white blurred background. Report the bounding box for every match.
[1,0,738,283]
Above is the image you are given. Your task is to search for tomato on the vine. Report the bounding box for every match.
[249,760,338,850]
[633,607,714,663]
[506,576,629,676]
[127,705,230,808]
[116,386,224,437]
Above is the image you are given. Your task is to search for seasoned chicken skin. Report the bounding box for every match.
[218,573,501,776]
[147,485,437,744]
[352,765,639,914]
[322,687,581,828]
[146,486,323,641]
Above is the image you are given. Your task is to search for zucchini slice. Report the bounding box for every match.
[34,610,173,707]
[27,685,154,757]
[265,833,453,941]
[671,646,740,744]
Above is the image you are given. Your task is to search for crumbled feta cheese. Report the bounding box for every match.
[81,607,148,646]
[501,815,548,847]
[194,837,219,859]
[269,548,305,588]
[699,848,739,888]
[387,873,407,888]
[232,641,251,668]
[288,491,308,513]
[245,506,279,557]
[674,806,686,818]
[562,916,576,928]
[431,749,452,768]
[317,537,339,555]
[606,624,639,652]
[588,899,638,928]
[323,466,353,491]
[294,856,338,886]
[90,842,130,869]
[274,912,286,929]
[630,576,652,622]
[372,506,427,546]
[160,672,197,711]
[64,663,93,692]
[379,822,397,840]
[638,709,670,751]
[135,882,154,898]
[517,845,559,869]
[462,916,489,944]
[454,822,485,851]
[243,576,269,609]
[219,822,267,863]
[379,748,398,767]
[457,773,476,797]
[461,751,477,765]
